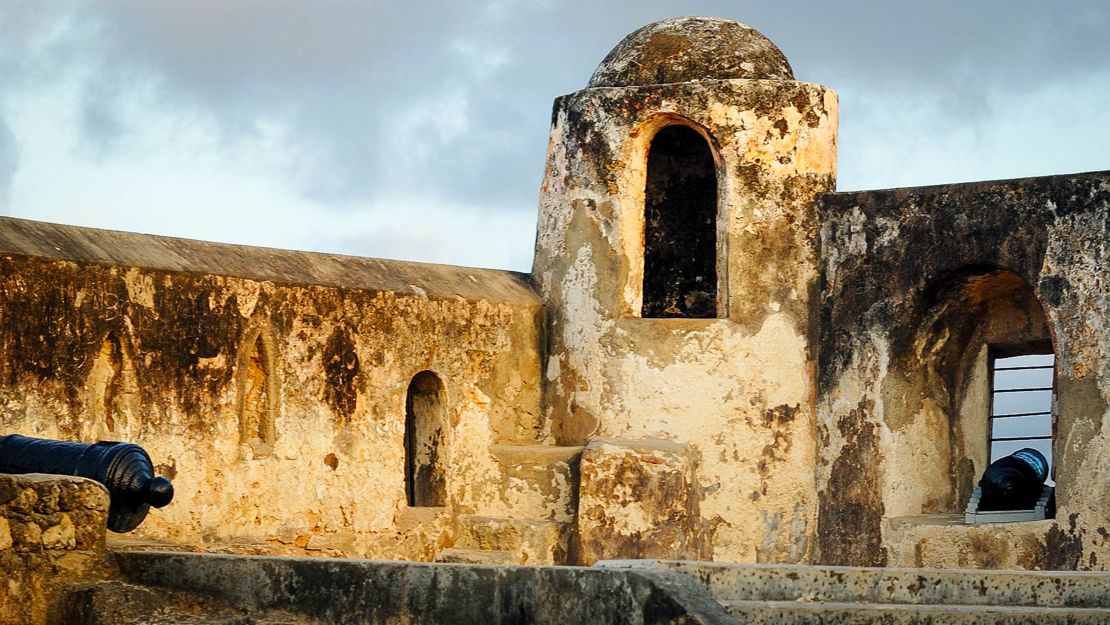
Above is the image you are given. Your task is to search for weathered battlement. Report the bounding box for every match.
[0,215,549,561]
[817,169,1110,570]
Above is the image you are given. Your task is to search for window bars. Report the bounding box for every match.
[989,352,1055,484]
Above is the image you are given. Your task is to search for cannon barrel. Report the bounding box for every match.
[0,434,173,532]
[978,447,1049,512]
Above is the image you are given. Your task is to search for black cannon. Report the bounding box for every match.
[0,434,173,532]
[978,448,1050,511]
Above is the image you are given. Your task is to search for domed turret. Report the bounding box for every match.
[533,17,838,564]
[588,17,793,88]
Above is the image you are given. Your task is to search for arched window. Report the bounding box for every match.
[989,347,1055,478]
[914,269,1057,516]
[642,124,718,318]
[404,371,447,507]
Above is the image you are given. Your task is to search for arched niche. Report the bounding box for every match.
[641,123,720,318]
[237,325,279,451]
[404,370,448,507]
[901,268,1056,514]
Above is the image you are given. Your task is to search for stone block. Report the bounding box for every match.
[455,515,570,564]
[42,513,76,549]
[12,520,43,551]
[490,444,581,522]
[575,437,708,564]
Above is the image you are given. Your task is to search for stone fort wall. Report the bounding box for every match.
[818,169,1110,570]
[0,217,550,560]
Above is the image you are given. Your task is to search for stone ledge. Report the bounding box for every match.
[0,473,109,553]
[882,514,1060,569]
[112,550,741,624]
[611,559,1110,608]
[0,216,541,305]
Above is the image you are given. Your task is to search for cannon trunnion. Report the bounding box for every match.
[0,434,174,532]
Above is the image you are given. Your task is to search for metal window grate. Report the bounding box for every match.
[989,353,1055,484]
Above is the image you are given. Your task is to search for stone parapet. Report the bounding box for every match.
[0,215,546,561]
[0,473,111,625]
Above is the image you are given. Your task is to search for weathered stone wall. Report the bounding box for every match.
[533,78,838,563]
[0,217,548,561]
[3,14,1105,576]
[817,170,1110,569]
[576,438,709,564]
[0,473,111,625]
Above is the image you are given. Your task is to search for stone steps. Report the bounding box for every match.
[437,514,570,565]
[722,599,1110,624]
[599,560,1110,624]
[488,444,581,522]
[633,560,1110,608]
[435,444,579,565]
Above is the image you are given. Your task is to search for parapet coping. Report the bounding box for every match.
[822,168,1110,208]
[0,216,541,305]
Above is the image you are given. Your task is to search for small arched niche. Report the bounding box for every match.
[909,268,1057,514]
[84,331,139,440]
[642,123,719,318]
[237,326,279,450]
[404,370,448,507]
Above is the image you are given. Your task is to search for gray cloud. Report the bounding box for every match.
[63,1,1108,194]
[0,120,19,210]
[0,1,1107,269]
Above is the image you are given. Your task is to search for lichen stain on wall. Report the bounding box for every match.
[0,254,545,560]
[818,172,1110,570]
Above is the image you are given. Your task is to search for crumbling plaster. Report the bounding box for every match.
[818,171,1110,570]
[0,219,552,561]
[0,16,1107,575]
[533,78,837,562]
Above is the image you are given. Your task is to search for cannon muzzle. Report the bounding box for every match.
[977,447,1049,512]
[0,434,174,532]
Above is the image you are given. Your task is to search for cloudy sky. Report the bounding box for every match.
[1,2,1107,272]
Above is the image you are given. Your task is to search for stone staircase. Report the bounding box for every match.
[437,514,571,564]
[436,444,580,565]
[601,560,1110,624]
[58,552,1110,624]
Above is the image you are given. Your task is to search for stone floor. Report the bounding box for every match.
[54,552,1110,624]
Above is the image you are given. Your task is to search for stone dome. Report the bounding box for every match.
[587,17,793,88]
